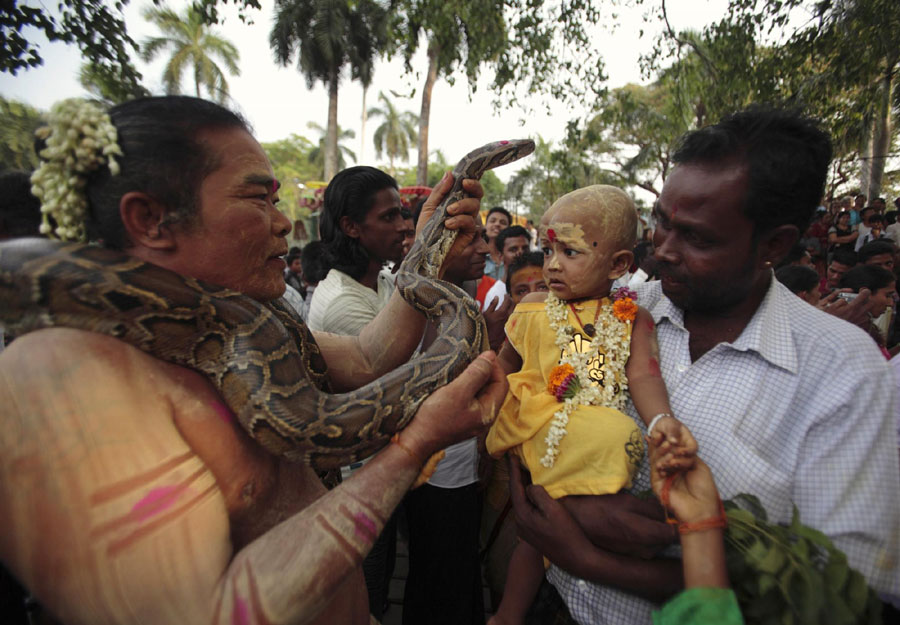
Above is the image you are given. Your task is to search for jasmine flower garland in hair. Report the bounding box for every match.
[30,98,123,242]
[541,290,634,467]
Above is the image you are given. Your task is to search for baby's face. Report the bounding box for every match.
[540,192,632,300]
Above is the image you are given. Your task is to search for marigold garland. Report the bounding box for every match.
[541,289,634,467]
[613,298,638,322]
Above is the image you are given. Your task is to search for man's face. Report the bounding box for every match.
[870,283,897,317]
[865,253,894,272]
[826,261,851,288]
[652,163,765,314]
[861,209,875,226]
[172,127,291,302]
[485,211,510,239]
[501,235,530,266]
[353,187,407,263]
[508,265,548,304]
[401,218,416,258]
[443,223,490,284]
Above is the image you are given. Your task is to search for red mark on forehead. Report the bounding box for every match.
[648,357,661,378]
[500,140,509,145]
[354,512,377,544]
[272,179,278,194]
[547,228,556,242]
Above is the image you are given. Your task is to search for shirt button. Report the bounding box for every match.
[577,580,587,589]
[677,364,688,373]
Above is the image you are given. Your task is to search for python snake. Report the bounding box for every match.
[0,139,535,469]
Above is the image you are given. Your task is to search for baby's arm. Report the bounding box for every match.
[626,306,697,473]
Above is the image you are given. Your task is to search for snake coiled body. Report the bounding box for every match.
[0,139,534,468]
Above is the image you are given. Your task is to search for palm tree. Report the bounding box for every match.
[368,92,418,176]
[306,122,357,179]
[270,0,388,181]
[140,4,240,103]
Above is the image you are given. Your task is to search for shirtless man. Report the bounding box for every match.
[0,96,507,624]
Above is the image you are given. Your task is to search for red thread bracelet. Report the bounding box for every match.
[660,474,728,533]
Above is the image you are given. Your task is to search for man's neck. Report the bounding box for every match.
[683,273,771,362]
[356,258,386,291]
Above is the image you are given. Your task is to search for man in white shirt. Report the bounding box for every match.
[509,107,900,624]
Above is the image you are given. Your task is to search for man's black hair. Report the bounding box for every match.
[840,264,895,293]
[830,248,858,268]
[506,251,544,293]
[672,106,832,235]
[868,214,884,225]
[300,240,329,285]
[495,225,531,256]
[775,265,819,295]
[858,240,895,264]
[487,206,512,224]
[318,166,398,280]
[885,210,898,226]
[77,96,250,249]
[0,170,42,239]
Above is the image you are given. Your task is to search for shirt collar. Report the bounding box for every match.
[649,274,798,374]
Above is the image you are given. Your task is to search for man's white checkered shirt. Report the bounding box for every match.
[548,278,900,623]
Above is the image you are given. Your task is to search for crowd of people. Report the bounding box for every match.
[0,96,898,625]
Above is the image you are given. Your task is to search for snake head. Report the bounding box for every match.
[453,139,536,181]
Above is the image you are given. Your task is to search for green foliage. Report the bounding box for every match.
[261,133,319,221]
[724,494,882,625]
[79,61,150,105]
[368,91,418,174]
[270,0,390,179]
[141,4,241,103]
[0,0,145,97]
[0,97,45,172]
[505,135,619,221]
[305,122,357,179]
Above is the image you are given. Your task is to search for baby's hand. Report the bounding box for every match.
[648,415,698,475]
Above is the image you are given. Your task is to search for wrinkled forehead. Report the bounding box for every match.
[543,185,636,248]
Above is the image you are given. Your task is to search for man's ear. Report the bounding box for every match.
[119,191,176,250]
[339,215,361,239]
[759,224,799,268]
[608,250,634,280]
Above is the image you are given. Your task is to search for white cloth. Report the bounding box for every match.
[281,284,307,320]
[549,278,900,624]
[885,223,900,245]
[855,224,872,251]
[484,279,508,309]
[307,268,394,335]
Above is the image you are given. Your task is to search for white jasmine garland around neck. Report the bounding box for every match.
[30,98,123,242]
[541,292,632,468]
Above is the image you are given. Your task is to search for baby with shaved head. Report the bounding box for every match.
[486,185,697,625]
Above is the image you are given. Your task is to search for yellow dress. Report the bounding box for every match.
[486,299,644,499]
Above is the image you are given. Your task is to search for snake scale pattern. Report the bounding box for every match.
[0,139,535,469]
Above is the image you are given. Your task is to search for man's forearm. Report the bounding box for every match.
[212,443,420,624]
[559,548,683,604]
[356,290,426,377]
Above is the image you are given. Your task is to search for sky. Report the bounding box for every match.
[0,0,729,186]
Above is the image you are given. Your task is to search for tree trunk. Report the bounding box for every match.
[360,85,368,164]
[416,43,440,186]
[866,66,894,201]
[325,66,340,181]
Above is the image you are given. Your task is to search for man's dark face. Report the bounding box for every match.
[443,224,490,284]
[501,235,530,266]
[827,261,851,289]
[351,187,406,263]
[865,253,894,272]
[861,209,876,226]
[653,163,765,314]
